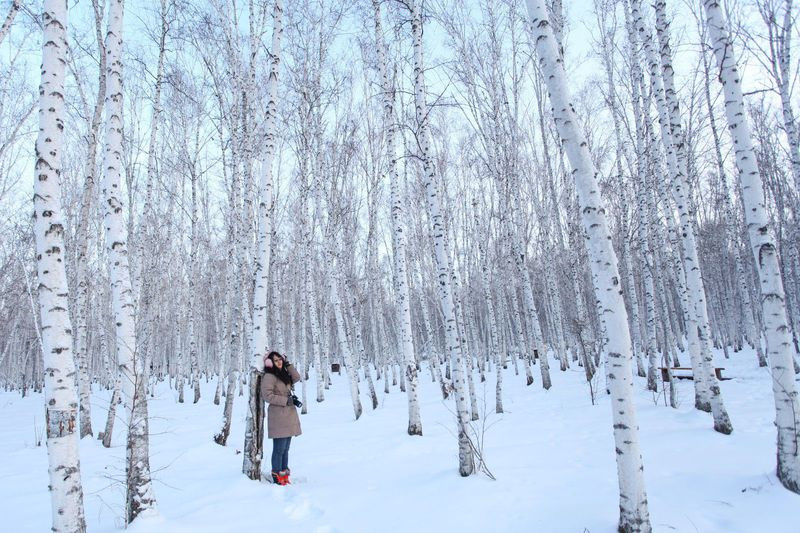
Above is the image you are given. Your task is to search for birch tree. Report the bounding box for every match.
[34,0,87,529]
[243,0,282,481]
[372,0,422,435]
[525,0,651,529]
[101,0,156,521]
[408,0,474,476]
[703,0,800,494]
[0,0,19,47]
[72,0,106,439]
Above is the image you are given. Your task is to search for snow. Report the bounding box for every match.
[1,348,798,532]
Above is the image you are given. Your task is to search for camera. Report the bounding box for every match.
[291,394,302,408]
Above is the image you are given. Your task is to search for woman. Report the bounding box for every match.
[261,351,302,485]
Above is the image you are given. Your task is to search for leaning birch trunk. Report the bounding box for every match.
[73,0,106,439]
[351,296,379,410]
[703,0,800,493]
[102,0,156,521]
[373,0,422,434]
[34,1,87,529]
[629,66,659,392]
[134,0,167,409]
[597,13,646,377]
[525,1,651,530]
[0,0,20,47]
[328,248,362,420]
[511,231,551,389]
[409,0,473,476]
[633,0,732,433]
[242,0,282,481]
[649,0,732,399]
[630,0,732,434]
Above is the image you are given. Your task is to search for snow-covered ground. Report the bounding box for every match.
[1,348,798,532]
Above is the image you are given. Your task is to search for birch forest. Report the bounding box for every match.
[1,0,799,531]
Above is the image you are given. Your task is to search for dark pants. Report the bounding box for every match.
[271,437,292,472]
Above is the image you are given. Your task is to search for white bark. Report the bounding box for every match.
[305,230,325,403]
[703,0,800,492]
[373,0,422,434]
[507,277,535,386]
[629,65,659,391]
[243,0,282,481]
[73,0,106,440]
[0,0,19,47]
[327,246,362,420]
[250,0,282,374]
[102,0,156,521]
[188,168,200,404]
[34,1,87,529]
[350,292,379,410]
[511,231,551,389]
[632,0,732,433]
[409,0,473,476]
[525,1,651,530]
[135,0,168,403]
[478,237,502,412]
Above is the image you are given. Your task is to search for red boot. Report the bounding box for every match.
[278,469,291,485]
[270,471,284,485]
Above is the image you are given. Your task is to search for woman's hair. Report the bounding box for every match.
[265,351,294,386]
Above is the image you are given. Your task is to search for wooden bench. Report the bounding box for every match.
[660,367,727,381]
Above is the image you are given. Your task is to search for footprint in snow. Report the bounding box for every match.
[277,484,325,524]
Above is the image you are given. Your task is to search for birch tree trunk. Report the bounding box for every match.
[213,254,237,446]
[73,0,107,440]
[373,0,422,435]
[478,236,502,412]
[703,0,800,493]
[409,0,473,476]
[0,0,19,47]
[188,168,200,404]
[629,0,732,433]
[351,293,379,410]
[243,0,282,481]
[34,1,87,529]
[135,0,168,410]
[507,276,535,386]
[756,0,800,198]
[640,0,732,433]
[697,10,766,366]
[102,0,156,521]
[595,5,646,377]
[328,244,362,420]
[511,227,551,389]
[525,1,651,529]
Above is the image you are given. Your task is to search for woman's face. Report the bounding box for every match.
[272,355,284,369]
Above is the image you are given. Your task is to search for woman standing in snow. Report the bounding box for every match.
[262,351,302,485]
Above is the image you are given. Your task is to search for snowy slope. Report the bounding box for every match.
[1,348,798,532]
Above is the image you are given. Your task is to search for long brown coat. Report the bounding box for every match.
[261,365,302,439]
